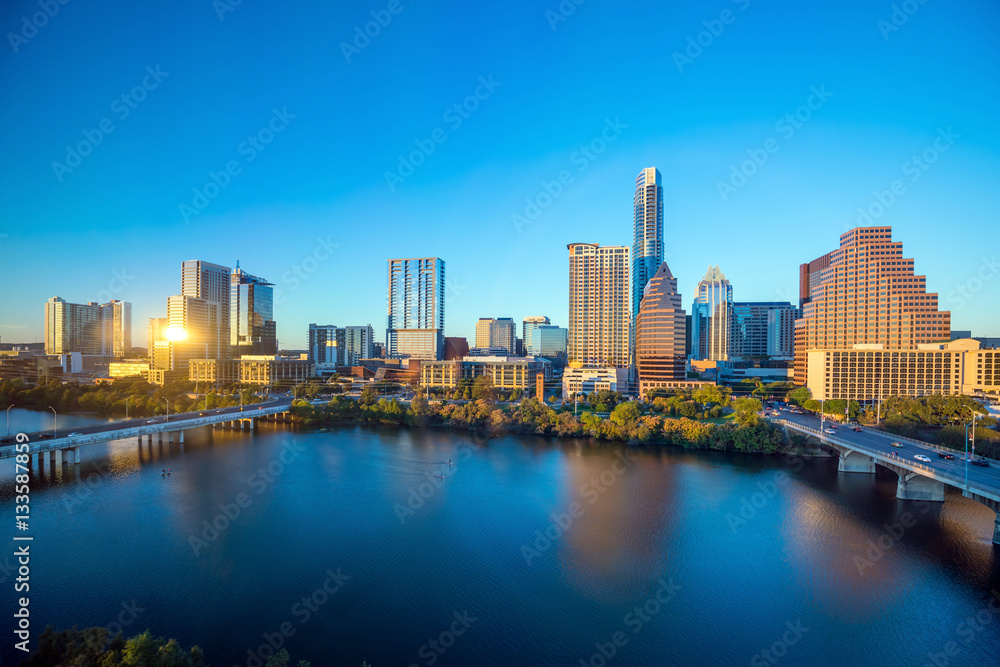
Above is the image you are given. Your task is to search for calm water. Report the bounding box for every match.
[1,408,999,666]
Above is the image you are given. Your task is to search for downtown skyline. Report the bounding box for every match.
[2,0,999,348]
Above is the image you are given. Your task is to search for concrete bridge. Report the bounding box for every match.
[0,399,294,473]
[775,412,1000,545]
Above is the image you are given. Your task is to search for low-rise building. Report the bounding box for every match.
[189,356,315,386]
[420,356,550,390]
[562,366,631,398]
[806,338,1000,401]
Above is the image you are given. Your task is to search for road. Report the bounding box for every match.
[771,407,1000,491]
[0,398,293,444]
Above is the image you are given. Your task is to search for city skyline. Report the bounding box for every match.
[3,1,999,347]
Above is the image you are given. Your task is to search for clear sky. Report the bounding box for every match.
[1,0,998,349]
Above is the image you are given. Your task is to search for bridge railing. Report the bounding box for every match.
[775,419,1000,501]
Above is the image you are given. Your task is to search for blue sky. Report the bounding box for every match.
[1,0,998,349]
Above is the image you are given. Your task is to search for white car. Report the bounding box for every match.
[824,428,835,434]
[68,432,82,437]
[914,454,931,463]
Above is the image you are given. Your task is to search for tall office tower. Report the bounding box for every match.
[475,318,495,349]
[308,324,374,370]
[799,252,832,310]
[636,262,687,393]
[165,295,221,372]
[730,302,798,360]
[386,257,445,360]
[148,317,167,353]
[231,264,277,357]
[44,297,131,356]
[104,300,132,358]
[522,316,551,353]
[491,318,517,355]
[182,260,231,359]
[533,326,568,366]
[567,243,631,367]
[690,265,733,361]
[631,167,664,319]
[794,226,951,384]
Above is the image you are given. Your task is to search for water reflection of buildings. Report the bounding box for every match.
[555,446,681,600]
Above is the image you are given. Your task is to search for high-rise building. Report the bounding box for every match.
[636,262,687,395]
[533,326,568,367]
[631,167,663,319]
[182,260,231,360]
[730,302,798,360]
[231,264,277,357]
[443,337,470,360]
[794,226,951,384]
[474,318,494,349]
[567,243,631,367]
[690,265,732,361]
[386,257,445,360]
[522,316,551,353]
[308,324,374,370]
[148,317,167,353]
[165,295,221,372]
[44,297,131,357]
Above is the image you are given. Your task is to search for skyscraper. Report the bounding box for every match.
[308,324,374,370]
[44,297,131,356]
[636,262,687,394]
[475,318,495,349]
[567,243,631,367]
[386,257,445,360]
[690,265,732,361]
[231,264,276,357]
[182,260,231,359]
[730,302,798,359]
[631,167,663,319]
[794,226,951,384]
[522,316,551,353]
[491,318,516,355]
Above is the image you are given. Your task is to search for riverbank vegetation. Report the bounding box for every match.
[0,378,266,419]
[289,390,788,454]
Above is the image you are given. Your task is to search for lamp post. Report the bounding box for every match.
[820,398,825,440]
[125,396,131,421]
[48,406,57,438]
[163,398,170,422]
[6,404,12,436]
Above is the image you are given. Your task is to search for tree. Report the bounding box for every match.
[732,397,763,426]
[471,375,497,401]
[610,401,640,428]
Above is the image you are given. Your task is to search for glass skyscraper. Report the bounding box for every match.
[386,257,445,360]
[631,167,664,319]
[636,262,687,393]
[44,296,131,357]
[231,264,277,357]
[182,259,231,359]
[690,265,733,361]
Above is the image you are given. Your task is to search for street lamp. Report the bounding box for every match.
[49,406,57,438]
[163,397,170,422]
[125,396,131,421]
[6,404,12,436]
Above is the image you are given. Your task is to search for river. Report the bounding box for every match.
[0,408,998,666]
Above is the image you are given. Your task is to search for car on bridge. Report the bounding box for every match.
[824,428,835,434]
[914,454,931,463]
[68,432,82,437]
[891,441,903,447]
[937,452,955,460]
[852,426,863,432]
[971,459,990,467]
